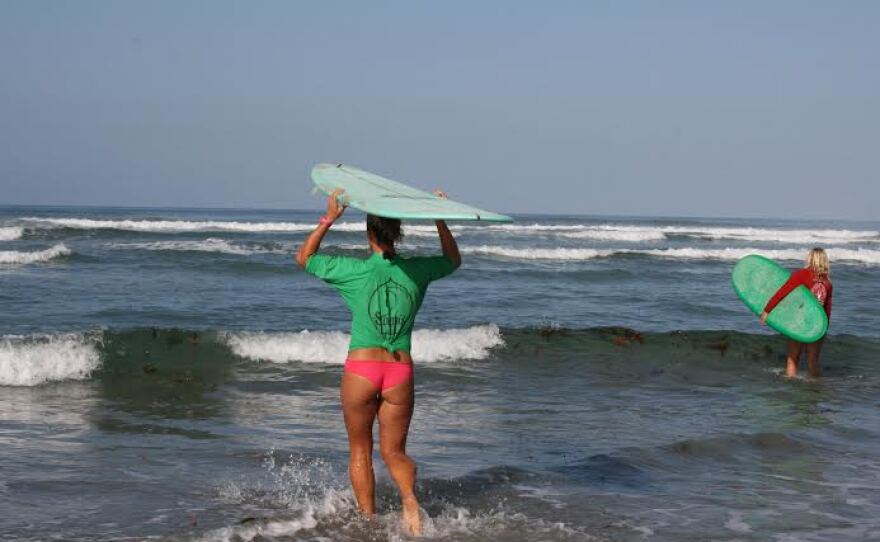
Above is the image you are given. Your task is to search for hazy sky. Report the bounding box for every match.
[1,1,878,219]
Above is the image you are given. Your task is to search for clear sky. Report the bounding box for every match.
[1,1,877,219]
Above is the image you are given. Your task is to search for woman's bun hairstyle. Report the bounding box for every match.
[366,214,403,260]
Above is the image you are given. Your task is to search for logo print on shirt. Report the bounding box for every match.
[811,282,828,305]
[368,277,415,343]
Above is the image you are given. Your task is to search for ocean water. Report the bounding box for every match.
[1,205,880,541]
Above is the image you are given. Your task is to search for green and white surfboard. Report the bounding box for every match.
[732,254,828,343]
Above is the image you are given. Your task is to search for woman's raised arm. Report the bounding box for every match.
[295,188,346,267]
[433,190,461,268]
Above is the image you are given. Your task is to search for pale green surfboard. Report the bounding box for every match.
[311,163,513,222]
[731,255,828,343]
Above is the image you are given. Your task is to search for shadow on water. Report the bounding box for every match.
[550,454,649,490]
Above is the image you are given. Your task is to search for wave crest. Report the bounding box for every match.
[461,245,880,264]
[662,225,879,244]
[224,324,504,364]
[0,334,101,386]
[111,238,285,256]
[21,217,879,245]
[0,226,23,241]
[0,244,71,265]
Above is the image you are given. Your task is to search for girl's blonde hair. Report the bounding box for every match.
[806,247,830,278]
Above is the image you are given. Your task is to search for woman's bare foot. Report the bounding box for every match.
[401,495,421,536]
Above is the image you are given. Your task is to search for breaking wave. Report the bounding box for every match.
[22,217,365,233]
[19,217,879,245]
[224,324,504,364]
[658,225,879,244]
[0,226,23,241]
[459,223,879,244]
[0,325,504,386]
[110,239,286,256]
[1,327,874,387]
[0,334,101,386]
[0,243,71,265]
[461,245,880,265]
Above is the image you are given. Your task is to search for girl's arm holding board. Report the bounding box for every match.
[433,190,461,268]
[295,188,346,267]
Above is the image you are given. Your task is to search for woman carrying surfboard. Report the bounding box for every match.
[295,188,461,535]
[760,248,833,378]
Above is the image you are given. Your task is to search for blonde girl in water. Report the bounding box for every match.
[761,248,833,378]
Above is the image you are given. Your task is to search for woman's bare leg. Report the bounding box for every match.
[806,338,825,377]
[785,340,803,378]
[341,372,380,516]
[378,377,420,535]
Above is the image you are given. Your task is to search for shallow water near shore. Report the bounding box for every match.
[2,206,880,541]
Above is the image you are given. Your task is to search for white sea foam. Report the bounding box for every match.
[482,223,590,232]
[462,246,613,260]
[657,225,879,244]
[20,216,461,239]
[463,223,879,244]
[408,223,880,244]
[724,511,753,534]
[639,247,880,264]
[0,244,71,265]
[559,229,666,242]
[461,245,880,264]
[207,450,586,542]
[0,334,101,386]
[396,223,650,240]
[444,223,665,241]
[199,498,585,542]
[0,227,23,241]
[197,490,351,542]
[20,216,879,245]
[225,324,504,364]
[225,330,351,363]
[408,325,505,361]
[111,238,285,256]
[23,217,367,233]
[425,223,659,241]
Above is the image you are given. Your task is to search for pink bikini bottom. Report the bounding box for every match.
[344,359,413,391]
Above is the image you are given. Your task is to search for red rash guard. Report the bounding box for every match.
[763,268,833,322]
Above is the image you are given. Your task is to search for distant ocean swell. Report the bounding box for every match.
[11,217,880,244]
[3,326,876,387]
[4,241,880,265]
[111,241,880,264]
[109,239,288,256]
[458,245,880,264]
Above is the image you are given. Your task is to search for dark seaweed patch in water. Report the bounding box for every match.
[95,328,234,419]
[595,327,645,347]
[536,325,568,339]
